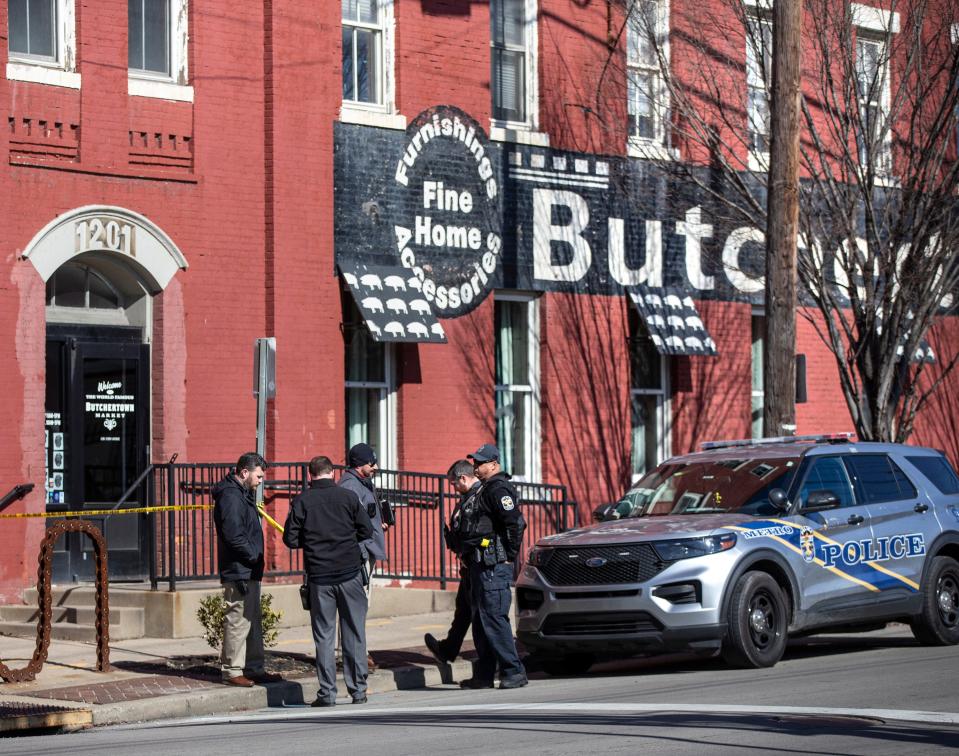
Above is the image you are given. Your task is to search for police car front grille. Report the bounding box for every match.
[538,544,665,586]
[542,612,662,636]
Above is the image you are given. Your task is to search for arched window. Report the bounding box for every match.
[46,261,123,310]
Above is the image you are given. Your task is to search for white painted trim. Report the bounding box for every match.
[128,77,194,102]
[339,105,407,130]
[21,205,188,293]
[851,3,900,34]
[6,61,80,88]
[952,22,959,45]
[747,150,770,172]
[490,125,550,147]
[628,139,678,161]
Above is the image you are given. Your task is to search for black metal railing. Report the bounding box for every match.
[145,462,578,590]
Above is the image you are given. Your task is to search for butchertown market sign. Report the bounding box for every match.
[334,105,921,320]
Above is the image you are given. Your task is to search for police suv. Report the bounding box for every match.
[516,435,959,672]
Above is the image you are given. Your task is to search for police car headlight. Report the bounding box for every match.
[653,533,737,561]
[527,547,552,566]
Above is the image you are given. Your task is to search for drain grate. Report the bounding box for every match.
[0,701,92,732]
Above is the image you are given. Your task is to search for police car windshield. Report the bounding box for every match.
[616,457,800,517]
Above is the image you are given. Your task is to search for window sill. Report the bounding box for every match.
[339,105,407,130]
[128,77,194,102]
[748,151,770,172]
[490,124,550,147]
[628,139,678,161]
[6,61,80,89]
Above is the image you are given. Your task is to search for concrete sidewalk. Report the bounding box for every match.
[0,607,478,731]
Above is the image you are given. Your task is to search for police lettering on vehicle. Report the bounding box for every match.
[740,525,795,539]
[819,533,926,569]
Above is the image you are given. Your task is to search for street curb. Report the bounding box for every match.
[88,659,475,727]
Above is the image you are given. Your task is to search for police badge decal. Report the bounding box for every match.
[800,527,816,563]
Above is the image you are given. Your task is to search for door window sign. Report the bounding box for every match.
[85,379,135,442]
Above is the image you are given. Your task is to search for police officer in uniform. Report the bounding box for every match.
[458,444,528,689]
[424,459,481,664]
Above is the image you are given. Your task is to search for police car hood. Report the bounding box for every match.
[536,513,754,546]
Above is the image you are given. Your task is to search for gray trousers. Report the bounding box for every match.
[220,580,265,679]
[310,571,368,703]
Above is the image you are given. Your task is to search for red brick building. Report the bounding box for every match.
[0,0,956,598]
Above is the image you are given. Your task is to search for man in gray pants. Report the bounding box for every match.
[284,455,374,706]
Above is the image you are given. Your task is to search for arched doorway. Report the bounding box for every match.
[23,207,188,582]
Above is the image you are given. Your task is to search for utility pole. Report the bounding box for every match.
[763,0,803,437]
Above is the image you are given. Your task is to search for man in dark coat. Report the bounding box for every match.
[212,452,282,687]
[284,455,374,706]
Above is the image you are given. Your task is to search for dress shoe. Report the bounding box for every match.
[247,671,284,683]
[352,696,368,704]
[459,677,494,689]
[311,698,336,708]
[499,673,529,689]
[424,633,452,664]
[223,675,255,688]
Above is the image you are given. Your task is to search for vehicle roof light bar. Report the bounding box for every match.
[700,433,855,451]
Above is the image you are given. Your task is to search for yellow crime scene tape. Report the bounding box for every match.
[0,503,287,533]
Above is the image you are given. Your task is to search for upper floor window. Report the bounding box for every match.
[491,0,537,126]
[342,0,386,105]
[855,32,892,172]
[128,0,170,76]
[9,0,56,60]
[745,12,772,156]
[627,0,667,144]
[495,295,540,481]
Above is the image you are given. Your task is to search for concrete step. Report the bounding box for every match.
[0,605,144,638]
[23,586,147,608]
[0,618,142,643]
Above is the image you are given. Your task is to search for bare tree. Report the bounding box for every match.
[611,0,959,442]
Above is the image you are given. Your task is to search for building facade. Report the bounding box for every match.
[0,0,956,598]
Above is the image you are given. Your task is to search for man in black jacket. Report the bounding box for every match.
[213,452,281,687]
[284,455,374,706]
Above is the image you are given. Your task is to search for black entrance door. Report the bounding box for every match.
[46,327,150,582]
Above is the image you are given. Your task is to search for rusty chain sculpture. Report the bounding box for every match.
[0,520,110,682]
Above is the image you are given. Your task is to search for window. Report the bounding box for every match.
[491,0,537,126]
[9,0,56,59]
[342,0,387,106]
[344,298,395,469]
[855,33,891,172]
[751,314,764,439]
[906,455,959,495]
[7,0,78,87]
[46,262,123,310]
[495,295,540,481]
[844,455,918,504]
[799,456,856,509]
[627,1,667,145]
[128,0,170,76]
[127,0,190,99]
[629,307,667,479]
[746,12,773,156]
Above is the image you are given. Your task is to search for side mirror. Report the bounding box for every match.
[801,489,841,512]
[592,503,619,522]
[768,488,790,512]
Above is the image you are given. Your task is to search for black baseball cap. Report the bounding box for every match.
[347,443,377,467]
[467,444,500,464]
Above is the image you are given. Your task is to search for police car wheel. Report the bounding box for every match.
[910,556,959,646]
[722,572,788,669]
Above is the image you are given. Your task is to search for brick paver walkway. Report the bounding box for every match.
[27,675,218,704]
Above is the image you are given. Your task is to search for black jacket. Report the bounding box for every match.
[283,478,374,584]
[213,474,265,582]
[477,473,527,561]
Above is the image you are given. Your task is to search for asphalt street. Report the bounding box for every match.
[5,625,958,754]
